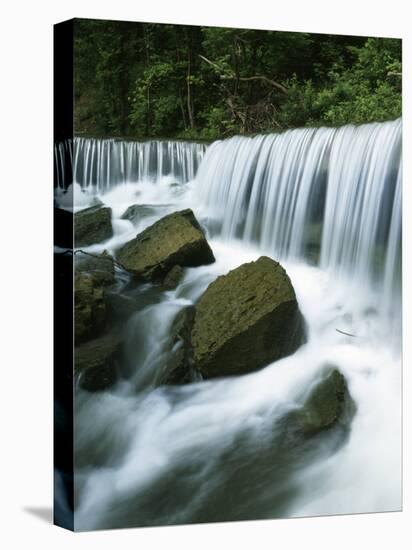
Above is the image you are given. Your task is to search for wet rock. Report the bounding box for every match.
[191,256,305,378]
[162,265,184,290]
[159,306,198,385]
[75,332,122,391]
[105,292,140,323]
[292,367,356,434]
[75,272,107,344]
[75,205,113,247]
[116,209,215,282]
[75,250,115,286]
[120,204,171,224]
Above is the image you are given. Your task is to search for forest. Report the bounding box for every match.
[74,19,401,139]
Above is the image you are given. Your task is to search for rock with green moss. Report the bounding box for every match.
[75,272,107,344]
[75,205,113,247]
[191,256,304,378]
[75,250,115,286]
[116,209,215,282]
[75,332,122,391]
[292,367,356,434]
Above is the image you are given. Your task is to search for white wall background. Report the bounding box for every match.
[0,1,410,548]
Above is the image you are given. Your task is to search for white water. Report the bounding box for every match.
[70,137,206,190]
[57,120,402,530]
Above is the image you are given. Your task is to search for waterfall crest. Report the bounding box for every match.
[70,138,206,190]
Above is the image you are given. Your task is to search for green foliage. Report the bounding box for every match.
[279,38,402,127]
[74,21,402,139]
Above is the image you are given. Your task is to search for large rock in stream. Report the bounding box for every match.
[116,209,215,282]
[75,250,115,287]
[191,256,305,378]
[74,252,116,344]
[75,205,113,247]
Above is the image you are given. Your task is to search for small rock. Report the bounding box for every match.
[120,204,171,224]
[295,367,356,434]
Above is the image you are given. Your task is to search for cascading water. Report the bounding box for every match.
[66,137,206,190]
[66,119,402,531]
[54,139,73,191]
[195,119,402,343]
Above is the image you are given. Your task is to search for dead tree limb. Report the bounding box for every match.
[199,54,288,95]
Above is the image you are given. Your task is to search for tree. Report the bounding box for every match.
[73,20,402,139]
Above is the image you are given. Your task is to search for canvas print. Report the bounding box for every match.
[53,18,402,531]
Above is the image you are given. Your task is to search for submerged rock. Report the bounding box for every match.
[120,204,171,224]
[116,209,215,282]
[75,332,122,391]
[303,222,323,265]
[75,205,113,247]
[75,272,107,344]
[191,256,304,378]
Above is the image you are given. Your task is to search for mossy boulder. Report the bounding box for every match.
[75,332,122,391]
[191,256,304,378]
[75,205,113,247]
[75,272,107,344]
[75,250,115,286]
[116,209,215,282]
[293,367,356,434]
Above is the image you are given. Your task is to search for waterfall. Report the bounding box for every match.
[62,138,207,190]
[195,119,402,327]
[55,122,402,320]
[67,119,402,530]
[54,139,73,190]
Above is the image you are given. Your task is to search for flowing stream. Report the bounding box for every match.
[56,120,402,530]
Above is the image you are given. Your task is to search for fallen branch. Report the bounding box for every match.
[199,54,288,95]
[74,249,126,272]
